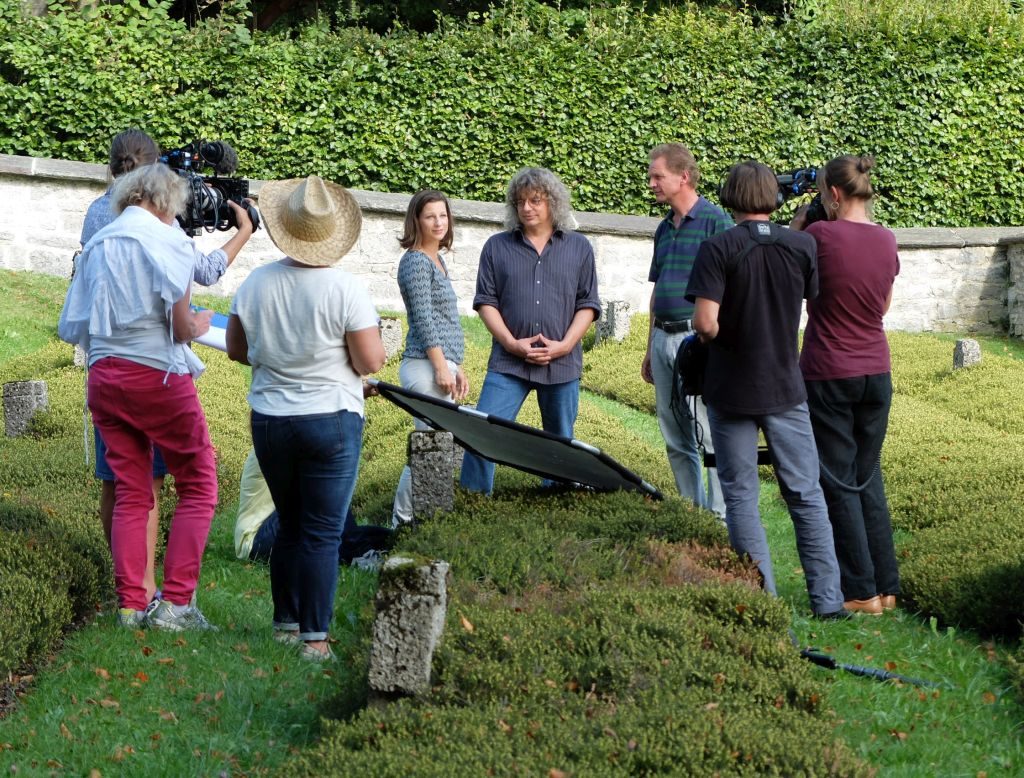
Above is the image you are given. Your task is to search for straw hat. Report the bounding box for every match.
[258,176,362,266]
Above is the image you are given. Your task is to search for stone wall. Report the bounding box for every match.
[3,153,1024,333]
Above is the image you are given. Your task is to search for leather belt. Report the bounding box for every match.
[653,317,693,334]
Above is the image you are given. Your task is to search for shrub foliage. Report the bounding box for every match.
[1,1,1023,226]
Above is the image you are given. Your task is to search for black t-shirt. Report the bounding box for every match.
[685,220,818,415]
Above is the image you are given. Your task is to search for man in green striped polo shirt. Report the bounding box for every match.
[641,143,732,516]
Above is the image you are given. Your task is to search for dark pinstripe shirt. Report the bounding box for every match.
[473,228,601,385]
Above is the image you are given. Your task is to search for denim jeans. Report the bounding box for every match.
[250,507,392,565]
[649,327,724,516]
[459,371,579,495]
[393,357,456,524]
[251,409,363,641]
[805,373,899,600]
[707,401,844,616]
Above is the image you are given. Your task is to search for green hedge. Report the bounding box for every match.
[1,1,1023,226]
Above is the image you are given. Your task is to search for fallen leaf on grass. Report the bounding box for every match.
[141,646,154,657]
[885,661,898,671]
[549,770,568,778]
[215,690,225,702]
[889,730,908,741]
[93,668,111,681]
[460,614,475,633]
[134,672,149,683]
[59,722,73,740]
[158,710,178,724]
[981,691,997,704]
[98,699,120,710]
[156,658,175,666]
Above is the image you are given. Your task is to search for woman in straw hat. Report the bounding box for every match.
[390,190,469,527]
[226,175,385,661]
[59,162,221,631]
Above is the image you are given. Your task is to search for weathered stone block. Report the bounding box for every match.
[410,430,454,516]
[953,338,982,370]
[594,300,632,344]
[380,317,403,362]
[4,380,48,437]
[368,556,450,697]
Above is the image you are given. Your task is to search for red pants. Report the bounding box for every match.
[88,357,218,610]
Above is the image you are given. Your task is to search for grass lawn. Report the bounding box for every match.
[0,268,1022,775]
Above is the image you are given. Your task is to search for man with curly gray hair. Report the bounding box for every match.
[460,167,601,495]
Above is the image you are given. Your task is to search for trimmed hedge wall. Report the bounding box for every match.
[1,1,1023,226]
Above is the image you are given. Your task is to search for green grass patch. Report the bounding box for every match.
[2,272,1023,775]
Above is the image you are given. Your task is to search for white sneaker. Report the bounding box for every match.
[350,550,384,572]
[148,600,219,632]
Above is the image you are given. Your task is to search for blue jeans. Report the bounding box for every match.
[459,371,580,495]
[249,507,392,565]
[707,401,843,616]
[94,426,168,480]
[251,409,363,641]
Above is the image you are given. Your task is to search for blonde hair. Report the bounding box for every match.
[110,163,187,219]
[649,143,701,188]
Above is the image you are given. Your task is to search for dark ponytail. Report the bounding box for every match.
[108,129,159,178]
[821,154,875,200]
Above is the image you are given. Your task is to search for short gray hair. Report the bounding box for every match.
[504,167,577,232]
[110,163,187,219]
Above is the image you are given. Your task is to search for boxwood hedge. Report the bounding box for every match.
[1,1,1023,226]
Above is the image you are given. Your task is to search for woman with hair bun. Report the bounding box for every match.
[796,154,901,616]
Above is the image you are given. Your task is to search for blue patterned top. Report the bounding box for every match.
[397,249,464,364]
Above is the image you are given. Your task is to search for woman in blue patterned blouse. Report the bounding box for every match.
[392,190,468,526]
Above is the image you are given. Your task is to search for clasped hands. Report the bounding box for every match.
[510,333,569,365]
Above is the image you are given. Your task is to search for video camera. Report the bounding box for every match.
[776,167,827,226]
[160,141,260,237]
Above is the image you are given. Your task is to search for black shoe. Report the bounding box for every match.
[814,608,853,621]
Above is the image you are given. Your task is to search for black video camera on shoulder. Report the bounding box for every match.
[776,167,827,226]
[160,141,260,236]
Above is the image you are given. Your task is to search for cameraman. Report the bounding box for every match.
[79,129,254,609]
[685,160,846,620]
[794,155,900,616]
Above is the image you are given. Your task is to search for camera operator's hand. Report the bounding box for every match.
[790,204,810,231]
[217,200,257,270]
[227,199,255,237]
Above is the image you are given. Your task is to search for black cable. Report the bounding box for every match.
[818,456,880,494]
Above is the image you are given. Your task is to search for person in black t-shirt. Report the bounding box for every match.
[685,160,846,620]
